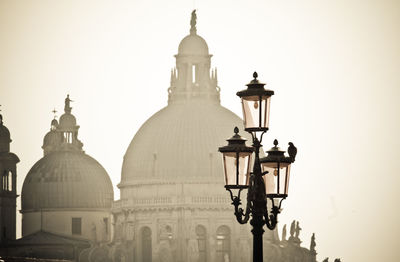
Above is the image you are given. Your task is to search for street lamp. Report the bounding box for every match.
[219,72,297,262]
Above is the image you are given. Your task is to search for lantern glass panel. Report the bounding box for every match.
[223,152,252,186]
[241,96,271,130]
[261,162,291,196]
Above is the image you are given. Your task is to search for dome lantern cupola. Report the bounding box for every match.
[168,10,220,104]
[57,95,83,152]
[42,118,62,156]
[0,113,12,153]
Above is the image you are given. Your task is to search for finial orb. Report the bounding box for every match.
[253,72,258,79]
[273,139,278,146]
[234,126,239,134]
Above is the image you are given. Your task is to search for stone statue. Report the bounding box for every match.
[295,221,302,239]
[64,94,73,113]
[187,239,199,262]
[187,233,199,262]
[282,224,287,241]
[115,223,122,241]
[91,222,97,243]
[157,241,172,262]
[322,258,329,262]
[209,236,216,262]
[290,220,296,237]
[101,219,108,242]
[190,10,197,35]
[310,233,316,252]
[334,259,341,262]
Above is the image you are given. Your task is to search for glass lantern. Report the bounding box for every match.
[260,139,292,198]
[236,72,274,132]
[218,127,254,189]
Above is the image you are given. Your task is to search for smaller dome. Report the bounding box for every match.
[0,115,11,153]
[42,130,62,149]
[51,119,59,128]
[22,151,114,210]
[0,124,10,141]
[178,34,209,56]
[59,113,77,129]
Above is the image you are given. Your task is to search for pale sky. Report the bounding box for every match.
[1,0,399,261]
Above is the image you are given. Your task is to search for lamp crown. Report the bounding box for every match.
[218,127,254,153]
[237,72,274,98]
[253,71,258,79]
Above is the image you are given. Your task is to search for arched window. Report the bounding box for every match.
[165,225,173,240]
[2,171,12,192]
[63,132,73,144]
[196,225,207,262]
[216,225,231,262]
[141,226,152,262]
[2,171,6,191]
[7,171,12,191]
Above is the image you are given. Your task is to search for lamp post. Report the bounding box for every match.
[219,72,297,262]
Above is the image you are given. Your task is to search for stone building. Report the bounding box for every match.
[1,98,113,261]
[110,11,316,262]
[21,96,114,242]
[0,10,321,262]
[0,113,19,246]
[112,10,254,262]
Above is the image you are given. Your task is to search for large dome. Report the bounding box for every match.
[121,102,245,184]
[22,151,113,211]
[178,34,209,56]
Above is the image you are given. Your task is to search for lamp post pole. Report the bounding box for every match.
[219,72,297,262]
[250,137,265,261]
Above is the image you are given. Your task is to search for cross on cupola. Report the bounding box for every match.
[52,108,57,119]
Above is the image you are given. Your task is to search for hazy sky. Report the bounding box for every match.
[1,0,399,261]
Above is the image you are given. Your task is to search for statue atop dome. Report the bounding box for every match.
[190,9,197,35]
[64,94,73,114]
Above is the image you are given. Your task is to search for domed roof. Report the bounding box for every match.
[42,129,62,148]
[0,114,11,153]
[59,113,77,129]
[178,34,209,56]
[43,119,62,150]
[0,123,11,142]
[51,118,59,128]
[121,102,245,184]
[0,115,10,140]
[22,150,113,211]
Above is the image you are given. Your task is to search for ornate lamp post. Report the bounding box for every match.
[219,72,297,262]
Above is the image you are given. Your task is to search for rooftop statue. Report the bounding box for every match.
[310,233,316,252]
[282,224,287,241]
[64,94,73,114]
[190,9,197,35]
[295,221,302,239]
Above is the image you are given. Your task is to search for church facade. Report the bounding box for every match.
[1,11,319,262]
